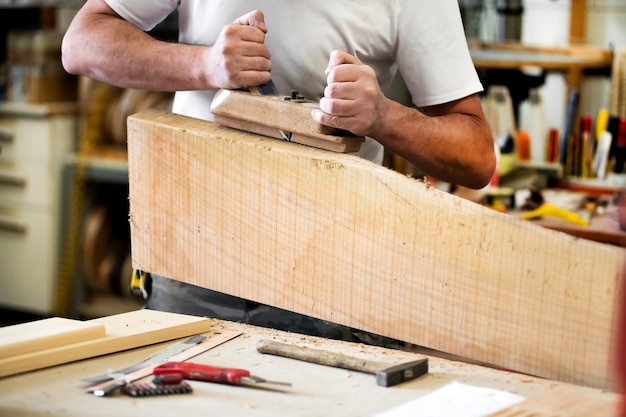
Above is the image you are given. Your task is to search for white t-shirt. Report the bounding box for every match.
[104,0,483,162]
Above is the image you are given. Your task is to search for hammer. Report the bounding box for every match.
[256,339,428,387]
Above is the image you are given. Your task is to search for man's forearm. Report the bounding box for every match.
[62,8,211,91]
[372,97,496,189]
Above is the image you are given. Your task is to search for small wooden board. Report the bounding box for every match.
[0,309,213,378]
[210,89,364,153]
[0,317,105,360]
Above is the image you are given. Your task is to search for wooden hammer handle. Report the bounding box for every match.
[256,339,386,374]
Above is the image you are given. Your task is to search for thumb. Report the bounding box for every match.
[234,10,267,33]
[325,50,362,75]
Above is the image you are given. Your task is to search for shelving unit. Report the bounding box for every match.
[470,41,613,92]
[0,101,77,314]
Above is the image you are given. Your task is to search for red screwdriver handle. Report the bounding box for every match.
[154,362,251,385]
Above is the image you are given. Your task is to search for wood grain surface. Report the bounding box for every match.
[0,317,105,360]
[0,309,213,378]
[127,110,625,390]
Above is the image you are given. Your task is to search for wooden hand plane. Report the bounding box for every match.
[210,87,365,153]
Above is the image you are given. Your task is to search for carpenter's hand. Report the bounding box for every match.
[311,50,386,137]
[206,10,271,89]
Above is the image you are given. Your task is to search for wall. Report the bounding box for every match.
[586,0,626,46]
[583,0,626,118]
[521,0,626,129]
[521,0,570,134]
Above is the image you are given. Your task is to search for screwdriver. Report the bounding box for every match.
[153,362,291,388]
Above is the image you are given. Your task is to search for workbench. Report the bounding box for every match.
[0,318,619,417]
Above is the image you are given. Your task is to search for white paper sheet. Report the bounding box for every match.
[374,381,524,417]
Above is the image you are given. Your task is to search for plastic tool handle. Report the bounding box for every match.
[153,362,250,385]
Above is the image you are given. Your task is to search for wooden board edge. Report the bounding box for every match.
[210,89,364,149]
[213,114,363,153]
[0,310,213,378]
[0,318,106,360]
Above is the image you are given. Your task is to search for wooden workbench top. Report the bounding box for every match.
[0,318,619,417]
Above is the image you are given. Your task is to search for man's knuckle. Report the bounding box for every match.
[328,83,341,95]
[326,100,339,114]
[223,25,237,36]
[364,85,378,99]
[221,43,237,57]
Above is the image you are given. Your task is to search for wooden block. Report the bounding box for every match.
[127,110,625,390]
[210,89,364,153]
[0,309,213,378]
[0,317,105,360]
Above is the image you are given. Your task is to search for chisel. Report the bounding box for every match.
[153,361,291,388]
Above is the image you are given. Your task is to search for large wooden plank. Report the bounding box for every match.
[0,309,213,378]
[127,110,625,390]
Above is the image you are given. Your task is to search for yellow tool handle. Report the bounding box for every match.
[520,203,588,227]
[129,269,150,299]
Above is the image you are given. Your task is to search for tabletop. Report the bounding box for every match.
[0,318,619,417]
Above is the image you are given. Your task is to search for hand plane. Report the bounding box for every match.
[210,82,364,153]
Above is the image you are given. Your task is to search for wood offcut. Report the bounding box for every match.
[0,309,213,378]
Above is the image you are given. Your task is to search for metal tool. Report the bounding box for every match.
[248,79,280,96]
[153,361,292,388]
[247,80,292,141]
[86,330,243,396]
[92,380,128,397]
[256,339,428,387]
[83,334,206,385]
